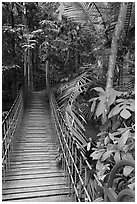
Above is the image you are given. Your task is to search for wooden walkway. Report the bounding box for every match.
[2,91,72,202]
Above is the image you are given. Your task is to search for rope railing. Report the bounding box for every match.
[49,88,135,202]
[49,90,100,201]
[2,88,24,180]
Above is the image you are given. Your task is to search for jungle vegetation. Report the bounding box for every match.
[2,2,135,200]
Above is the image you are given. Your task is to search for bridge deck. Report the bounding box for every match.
[2,91,72,202]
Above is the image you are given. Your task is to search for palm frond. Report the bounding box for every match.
[57,70,91,107]
[65,105,88,148]
[80,103,94,122]
[59,2,108,37]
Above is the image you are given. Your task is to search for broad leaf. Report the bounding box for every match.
[89,97,98,102]
[116,99,125,103]
[107,88,123,106]
[120,109,131,119]
[108,92,117,106]
[128,183,135,190]
[90,100,96,112]
[124,152,134,161]
[123,166,134,176]
[90,150,105,160]
[104,136,110,145]
[93,87,105,94]
[118,130,129,148]
[101,150,114,161]
[95,96,106,117]
[108,103,123,118]
[93,197,103,202]
[114,151,121,163]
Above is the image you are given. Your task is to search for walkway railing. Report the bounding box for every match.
[49,89,135,202]
[49,91,101,201]
[2,88,24,179]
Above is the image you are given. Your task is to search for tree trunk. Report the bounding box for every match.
[104,3,128,122]
[105,3,127,91]
[45,60,49,89]
[10,3,16,58]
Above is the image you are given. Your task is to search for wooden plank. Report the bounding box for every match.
[10,153,57,157]
[5,168,63,176]
[8,195,73,202]
[13,140,48,143]
[8,162,57,169]
[25,127,46,129]
[12,148,58,151]
[12,149,57,152]
[22,130,48,133]
[10,151,57,155]
[3,188,69,201]
[3,172,65,181]
[3,177,67,189]
[8,159,56,164]
[3,183,67,195]
[10,154,56,159]
[13,143,57,147]
[3,171,64,179]
[10,157,55,162]
[9,161,56,166]
[2,91,72,202]
[15,135,54,138]
[5,166,57,172]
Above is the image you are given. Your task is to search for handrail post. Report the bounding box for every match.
[2,88,24,179]
[49,88,95,202]
[74,141,77,201]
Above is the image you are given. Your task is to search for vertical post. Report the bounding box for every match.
[23,3,28,100]
[79,155,82,200]
[28,47,30,92]
[74,142,77,201]
[84,166,88,201]
[71,140,74,196]
[23,2,32,93]
[45,59,49,91]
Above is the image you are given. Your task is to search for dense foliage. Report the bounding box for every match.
[2,2,135,201]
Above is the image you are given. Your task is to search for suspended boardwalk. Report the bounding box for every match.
[2,91,72,202]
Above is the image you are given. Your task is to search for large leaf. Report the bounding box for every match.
[101,150,115,161]
[107,88,123,106]
[123,166,134,176]
[120,109,131,119]
[90,149,105,160]
[93,87,105,94]
[114,151,121,163]
[118,130,129,149]
[109,99,135,119]
[108,103,123,118]
[95,95,106,117]
[90,100,96,113]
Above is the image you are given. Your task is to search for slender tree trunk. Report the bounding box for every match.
[104,3,128,122]
[10,4,16,58]
[105,3,127,91]
[45,60,49,89]
[28,48,31,91]
[23,3,32,92]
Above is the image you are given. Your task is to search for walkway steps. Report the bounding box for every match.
[2,91,72,202]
